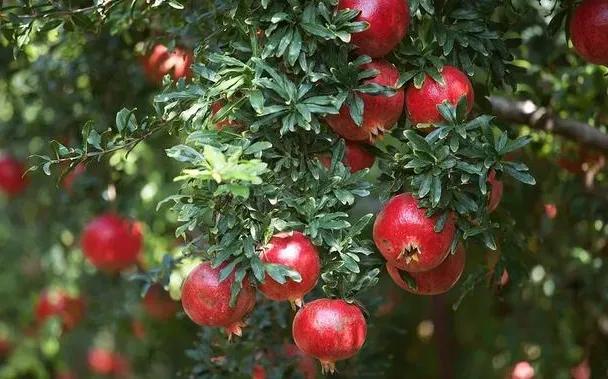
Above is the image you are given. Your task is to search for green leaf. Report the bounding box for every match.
[265,263,302,284]
[116,108,137,133]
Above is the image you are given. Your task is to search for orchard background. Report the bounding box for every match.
[0,0,607,378]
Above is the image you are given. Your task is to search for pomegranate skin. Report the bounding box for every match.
[405,65,474,125]
[258,231,321,306]
[570,0,608,65]
[386,245,466,295]
[326,60,404,142]
[80,213,143,272]
[87,348,114,375]
[487,170,504,213]
[181,262,256,337]
[337,0,410,58]
[35,289,85,331]
[319,141,375,173]
[142,44,193,83]
[292,299,367,373]
[373,193,456,272]
[142,284,179,321]
[0,156,28,196]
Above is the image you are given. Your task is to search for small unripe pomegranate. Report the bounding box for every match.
[488,170,504,213]
[181,262,256,337]
[35,289,85,331]
[0,156,28,196]
[258,231,321,307]
[142,44,193,83]
[337,0,410,58]
[570,0,608,65]
[325,60,404,143]
[142,284,179,321]
[405,65,474,125]
[283,343,317,379]
[292,299,367,373]
[320,141,375,173]
[386,245,466,295]
[80,213,143,272]
[373,193,456,272]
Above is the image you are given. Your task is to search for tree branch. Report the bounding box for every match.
[489,96,608,153]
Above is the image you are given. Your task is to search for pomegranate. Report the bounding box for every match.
[181,262,256,337]
[571,359,591,379]
[35,289,85,331]
[320,141,375,173]
[62,163,86,192]
[325,60,404,143]
[386,245,465,295]
[87,348,115,375]
[80,213,143,272]
[0,338,11,359]
[292,299,367,373]
[252,365,266,379]
[142,284,179,321]
[0,155,28,196]
[488,170,504,213]
[283,343,317,379]
[373,193,456,272]
[258,231,321,307]
[405,65,474,125]
[211,101,242,130]
[142,44,193,83]
[544,203,558,219]
[337,0,410,58]
[509,361,535,379]
[570,0,608,65]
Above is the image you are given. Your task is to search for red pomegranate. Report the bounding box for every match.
[35,289,85,331]
[544,203,558,219]
[488,170,504,213]
[320,141,375,173]
[0,155,28,196]
[283,343,317,379]
[325,60,404,143]
[292,299,367,373]
[80,213,143,272]
[0,338,11,359]
[181,262,256,337]
[142,284,179,321]
[258,231,321,307]
[509,361,535,379]
[337,0,410,58]
[252,365,266,379]
[211,101,242,130]
[570,0,608,65]
[386,245,466,295]
[87,348,115,375]
[142,44,193,83]
[62,163,86,192]
[571,359,591,379]
[405,65,474,125]
[373,193,456,272]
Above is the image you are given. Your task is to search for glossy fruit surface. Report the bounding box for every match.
[373,193,456,272]
[570,0,608,65]
[326,60,404,143]
[337,0,410,57]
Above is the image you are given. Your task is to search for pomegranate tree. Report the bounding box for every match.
[0,155,28,196]
[142,284,179,321]
[569,0,608,65]
[80,213,143,272]
[325,60,404,142]
[292,299,367,373]
[373,193,456,272]
[386,245,466,295]
[258,231,321,307]
[35,289,85,331]
[337,0,410,58]
[181,262,256,337]
[405,65,474,125]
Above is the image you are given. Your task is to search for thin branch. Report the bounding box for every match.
[489,96,608,153]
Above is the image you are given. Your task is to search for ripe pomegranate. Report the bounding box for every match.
[544,203,558,219]
[337,0,410,58]
[283,343,317,379]
[258,231,321,307]
[0,155,28,196]
[570,0,608,65]
[35,289,85,331]
[509,361,535,379]
[405,65,474,125]
[488,170,504,213]
[87,348,115,375]
[62,163,86,192]
[80,213,143,272]
[319,141,375,173]
[373,193,456,272]
[292,299,367,373]
[386,245,466,295]
[252,365,266,379]
[181,262,256,337]
[142,284,179,321]
[571,359,591,379]
[142,44,193,83]
[325,60,404,143]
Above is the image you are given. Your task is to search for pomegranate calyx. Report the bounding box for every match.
[320,360,336,374]
[225,321,246,341]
